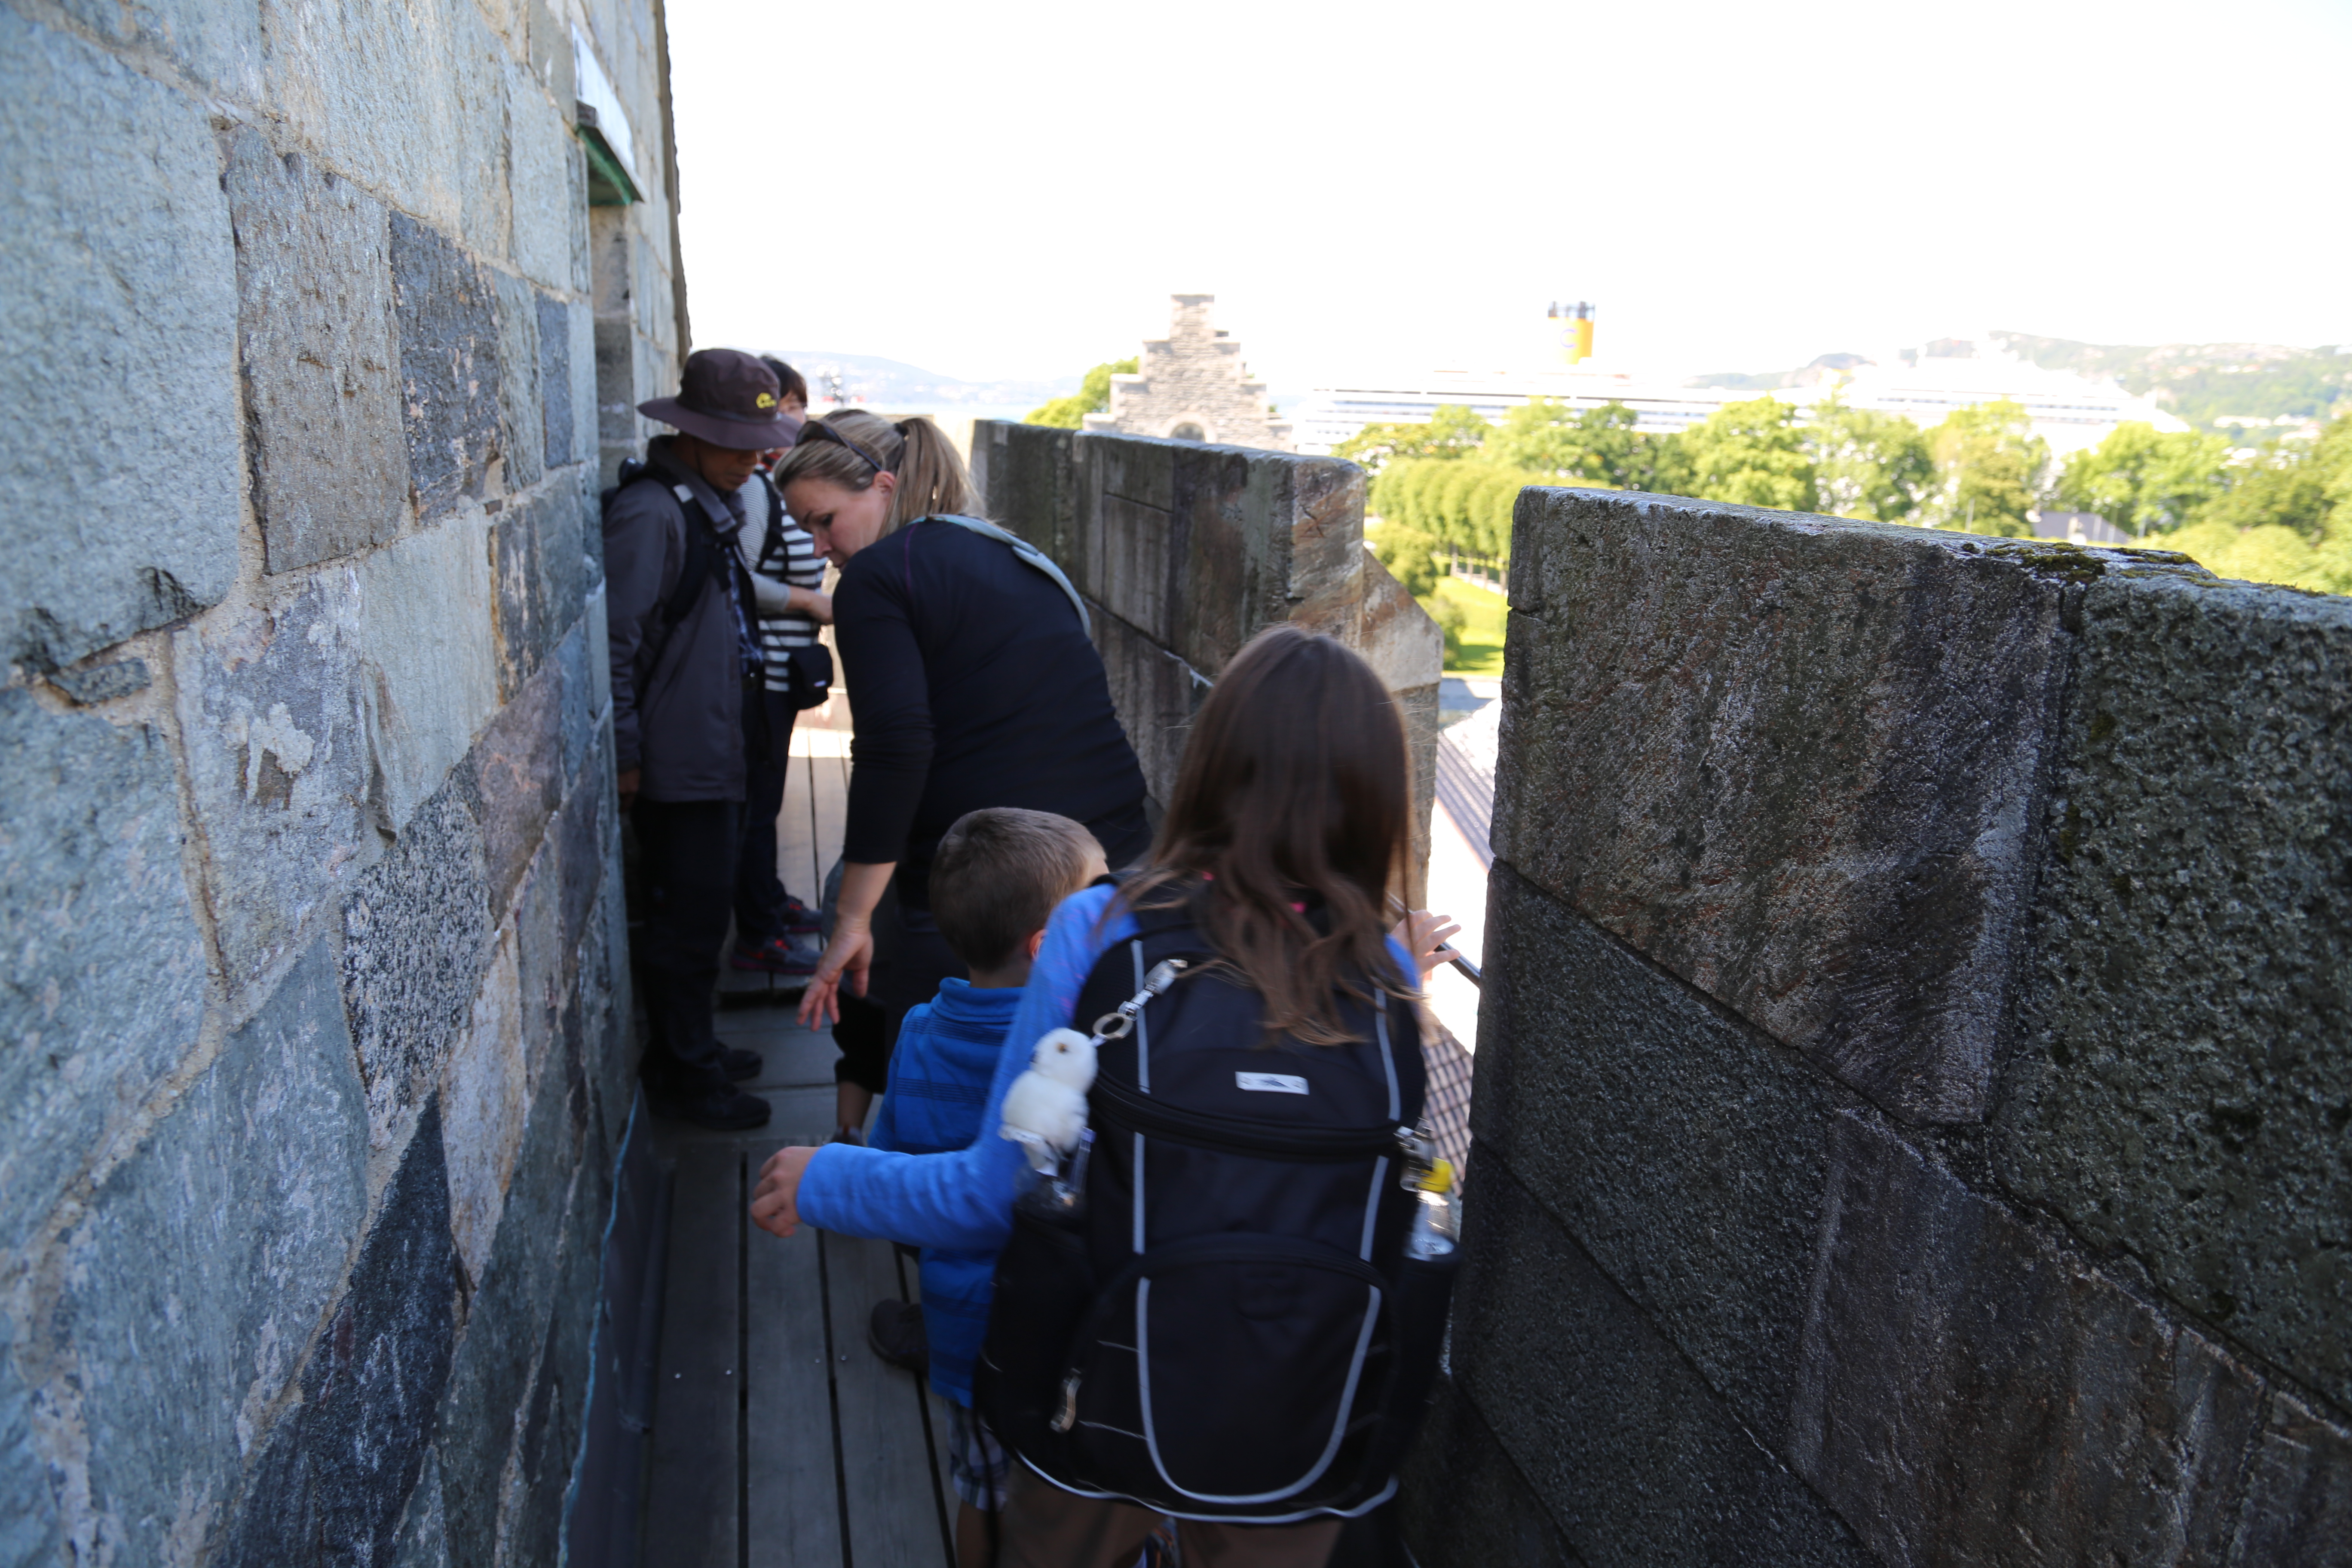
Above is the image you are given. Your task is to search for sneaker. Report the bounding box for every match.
[779,896,825,936]
[867,1299,928,1373]
[719,1045,763,1082]
[730,935,818,976]
[649,1080,773,1131]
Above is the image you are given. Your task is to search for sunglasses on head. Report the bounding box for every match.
[794,419,893,474]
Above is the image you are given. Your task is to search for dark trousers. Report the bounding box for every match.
[732,687,801,944]
[631,797,742,1087]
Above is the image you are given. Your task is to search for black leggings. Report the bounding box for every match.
[631,798,741,1087]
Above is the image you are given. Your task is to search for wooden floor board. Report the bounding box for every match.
[642,1147,743,1568]
[745,1214,843,1568]
[826,1231,954,1568]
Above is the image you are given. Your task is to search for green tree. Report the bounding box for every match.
[1332,404,1491,473]
[1491,399,1656,490]
[1364,521,1442,596]
[1675,396,1818,512]
[1023,357,1138,428]
[2053,422,2231,538]
[1808,399,1932,522]
[1926,398,2049,536]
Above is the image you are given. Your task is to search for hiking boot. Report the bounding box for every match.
[779,896,825,936]
[868,1299,928,1374]
[650,1079,773,1131]
[730,934,818,976]
[719,1045,763,1082]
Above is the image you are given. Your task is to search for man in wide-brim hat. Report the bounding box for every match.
[604,349,807,1131]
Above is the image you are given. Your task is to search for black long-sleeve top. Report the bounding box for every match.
[835,519,1151,906]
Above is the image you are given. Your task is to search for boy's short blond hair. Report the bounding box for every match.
[930,809,1103,972]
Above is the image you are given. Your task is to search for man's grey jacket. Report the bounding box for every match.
[604,438,752,802]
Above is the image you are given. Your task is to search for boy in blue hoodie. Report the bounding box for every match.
[858,807,1105,1568]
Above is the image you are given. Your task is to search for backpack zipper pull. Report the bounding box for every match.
[1052,1372,1082,1433]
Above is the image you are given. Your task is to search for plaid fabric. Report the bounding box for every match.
[946,1399,1010,1512]
[1420,1012,1476,1192]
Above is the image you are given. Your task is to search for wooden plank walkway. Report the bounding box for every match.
[643,723,962,1568]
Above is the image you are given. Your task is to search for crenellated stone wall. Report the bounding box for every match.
[0,3,683,1562]
[1404,490,2352,1565]
[971,420,1442,902]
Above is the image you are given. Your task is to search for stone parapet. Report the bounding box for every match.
[0,3,683,1562]
[1412,488,2352,1565]
[972,420,1442,900]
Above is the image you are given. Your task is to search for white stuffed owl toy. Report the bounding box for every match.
[1000,1028,1098,1172]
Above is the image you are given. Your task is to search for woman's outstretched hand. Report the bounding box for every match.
[1391,909,1463,978]
[796,916,874,1027]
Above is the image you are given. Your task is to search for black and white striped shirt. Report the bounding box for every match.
[735,475,826,694]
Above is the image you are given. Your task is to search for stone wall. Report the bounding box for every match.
[971,420,1441,901]
[1403,490,2352,1565]
[0,3,684,1562]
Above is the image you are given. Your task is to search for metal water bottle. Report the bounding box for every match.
[1404,1158,1459,1260]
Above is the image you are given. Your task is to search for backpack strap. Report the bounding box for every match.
[922,514,1091,636]
[602,460,726,654]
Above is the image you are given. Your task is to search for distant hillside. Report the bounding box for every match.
[1686,337,2352,432]
[772,351,1075,409]
[1987,333,2352,429]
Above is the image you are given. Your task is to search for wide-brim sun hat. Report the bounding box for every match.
[640,347,805,450]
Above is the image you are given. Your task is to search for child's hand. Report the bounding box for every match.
[751,1145,820,1237]
[1391,910,1463,978]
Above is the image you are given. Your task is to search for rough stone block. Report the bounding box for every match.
[358,511,501,833]
[536,295,576,470]
[1494,490,2150,1124]
[262,0,508,245]
[471,657,566,918]
[2228,1391,2352,1566]
[49,658,151,706]
[0,11,239,671]
[594,315,637,456]
[0,690,208,1255]
[388,1446,452,1568]
[1993,573,2352,1407]
[495,270,546,493]
[173,579,376,1001]
[1473,862,1849,1433]
[0,1324,61,1564]
[52,942,368,1567]
[491,472,592,702]
[1087,598,1207,807]
[432,1057,589,1564]
[48,0,263,94]
[220,1099,456,1568]
[585,584,612,714]
[224,125,411,573]
[508,63,577,292]
[556,617,594,788]
[341,777,494,1147]
[440,938,527,1289]
[391,211,505,522]
[1398,1376,1585,1568]
[1788,1110,2268,1566]
[1453,1155,1871,1567]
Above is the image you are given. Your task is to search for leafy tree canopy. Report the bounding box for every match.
[1926,398,2048,536]
[2052,423,2231,539]
[1678,396,1818,513]
[1023,357,1139,429]
[1808,399,1932,523]
[1491,399,1653,490]
[1331,404,1492,473]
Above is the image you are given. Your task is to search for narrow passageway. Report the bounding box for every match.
[640,724,962,1568]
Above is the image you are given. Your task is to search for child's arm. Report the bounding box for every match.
[755,888,1129,1250]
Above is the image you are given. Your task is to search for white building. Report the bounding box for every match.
[1290,322,2187,459]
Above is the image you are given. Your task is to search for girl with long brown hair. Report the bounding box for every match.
[756,624,1447,1566]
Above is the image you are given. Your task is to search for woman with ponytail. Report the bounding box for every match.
[776,412,1150,1140]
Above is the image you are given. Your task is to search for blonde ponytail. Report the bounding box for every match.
[772,410,984,536]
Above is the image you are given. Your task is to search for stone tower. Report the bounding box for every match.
[1085,294,1293,451]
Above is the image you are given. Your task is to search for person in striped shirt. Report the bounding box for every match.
[730,357,833,974]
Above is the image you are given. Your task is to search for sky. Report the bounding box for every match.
[666,0,2352,389]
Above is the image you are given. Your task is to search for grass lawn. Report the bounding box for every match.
[1425,574,1507,676]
